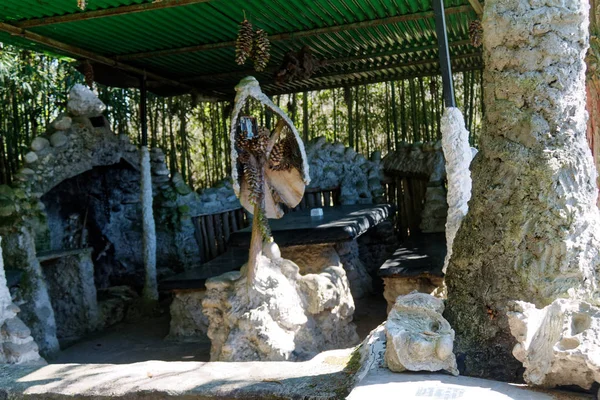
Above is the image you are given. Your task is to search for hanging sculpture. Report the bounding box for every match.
[275,46,323,84]
[230,76,310,284]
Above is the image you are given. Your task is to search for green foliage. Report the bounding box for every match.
[0,44,483,194]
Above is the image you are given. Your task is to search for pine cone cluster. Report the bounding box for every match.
[469,20,483,48]
[269,129,301,171]
[235,20,271,71]
[235,20,254,65]
[82,60,94,88]
[253,29,271,72]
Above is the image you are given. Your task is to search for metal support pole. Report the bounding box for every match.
[433,0,456,108]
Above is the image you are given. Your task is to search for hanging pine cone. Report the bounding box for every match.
[252,29,271,72]
[469,20,483,48]
[235,19,254,65]
[82,60,94,88]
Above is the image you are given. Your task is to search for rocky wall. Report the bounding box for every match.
[305,137,385,204]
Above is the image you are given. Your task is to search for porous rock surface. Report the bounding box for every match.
[440,108,473,274]
[202,247,359,361]
[305,136,385,204]
[445,0,600,380]
[0,237,44,365]
[385,292,458,376]
[67,84,106,117]
[507,299,600,389]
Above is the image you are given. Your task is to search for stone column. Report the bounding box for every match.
[140,147,158,301]
[445,0,600,380]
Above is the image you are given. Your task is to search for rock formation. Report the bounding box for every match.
[202,244,359,361]
[445,0,600,380]
[440,108,472,274]
[385,292,458,375]
[0,237,45,365]
[507,299,600,389]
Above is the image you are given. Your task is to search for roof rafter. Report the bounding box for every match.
[181,39,473,83]
[116,5,473,61]
[0,21,191,91]
[14,0,213,29]
[263,64,483,95]
[206,52,481,91]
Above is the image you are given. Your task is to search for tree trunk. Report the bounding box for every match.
[445,0,600,381]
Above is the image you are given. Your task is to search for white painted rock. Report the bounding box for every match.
[24,152,38,164]
[507,299,600,389]
[50,132,68,148]
[67,84,105,117]
[385,292,458,376]
[202,253,359,361]
[31,137,49,152]
[51,114,72,131]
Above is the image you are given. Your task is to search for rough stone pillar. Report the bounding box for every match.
[445,0,600,381]
[140,147,158,301]
[440,108,472,274]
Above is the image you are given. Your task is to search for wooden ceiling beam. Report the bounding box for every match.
[206,52,481,92]
[0,21,192,91]
[467,0,484,16]
[14,0,213,29]
[116,5,473,61]
[181,39,472,83]
[264,64,484,96]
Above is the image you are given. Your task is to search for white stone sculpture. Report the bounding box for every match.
[507,299,600,389]
[67,84,106,117]
[440,108,472,274]
[202,77,359,361]
[202,242,359,361]
[0,237,45,365]
[385,292,458,375]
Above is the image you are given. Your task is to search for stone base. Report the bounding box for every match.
[167,290,209,342]
[203,251,359,361]
[383,275,444,313]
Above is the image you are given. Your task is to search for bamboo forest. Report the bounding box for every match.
[0,45,483,190]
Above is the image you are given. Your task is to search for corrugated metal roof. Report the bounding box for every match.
[0,0,482,97]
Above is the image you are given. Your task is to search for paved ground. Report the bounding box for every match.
[348,368,596,400]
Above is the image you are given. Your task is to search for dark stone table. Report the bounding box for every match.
[228,204,394,248]
[378,233,446,278]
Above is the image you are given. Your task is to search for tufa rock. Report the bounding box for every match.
[507,299,600,390]
[51,114,72,131]
[67,84,106,117]
[202,252,359,361]
[385,292,458,376]
[50,132,68,148]
[31,137,49,152]
[23,152,38,164]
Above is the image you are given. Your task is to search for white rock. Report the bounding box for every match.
[384,292,458,376]
[24,152,38,164]
[31,137,49,152]
[67,84,106,117]
[441,108,473,274]
[507,299,600,389]
[50,132,68,148]
[203,254,358,361]
[19,168,35,175]
[51,114,72,131]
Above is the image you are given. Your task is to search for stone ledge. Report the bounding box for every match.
[0,348,356,399]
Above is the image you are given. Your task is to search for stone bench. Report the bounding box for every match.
[378,233,446,312]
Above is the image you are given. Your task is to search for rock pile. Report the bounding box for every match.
[0,237,44,365]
